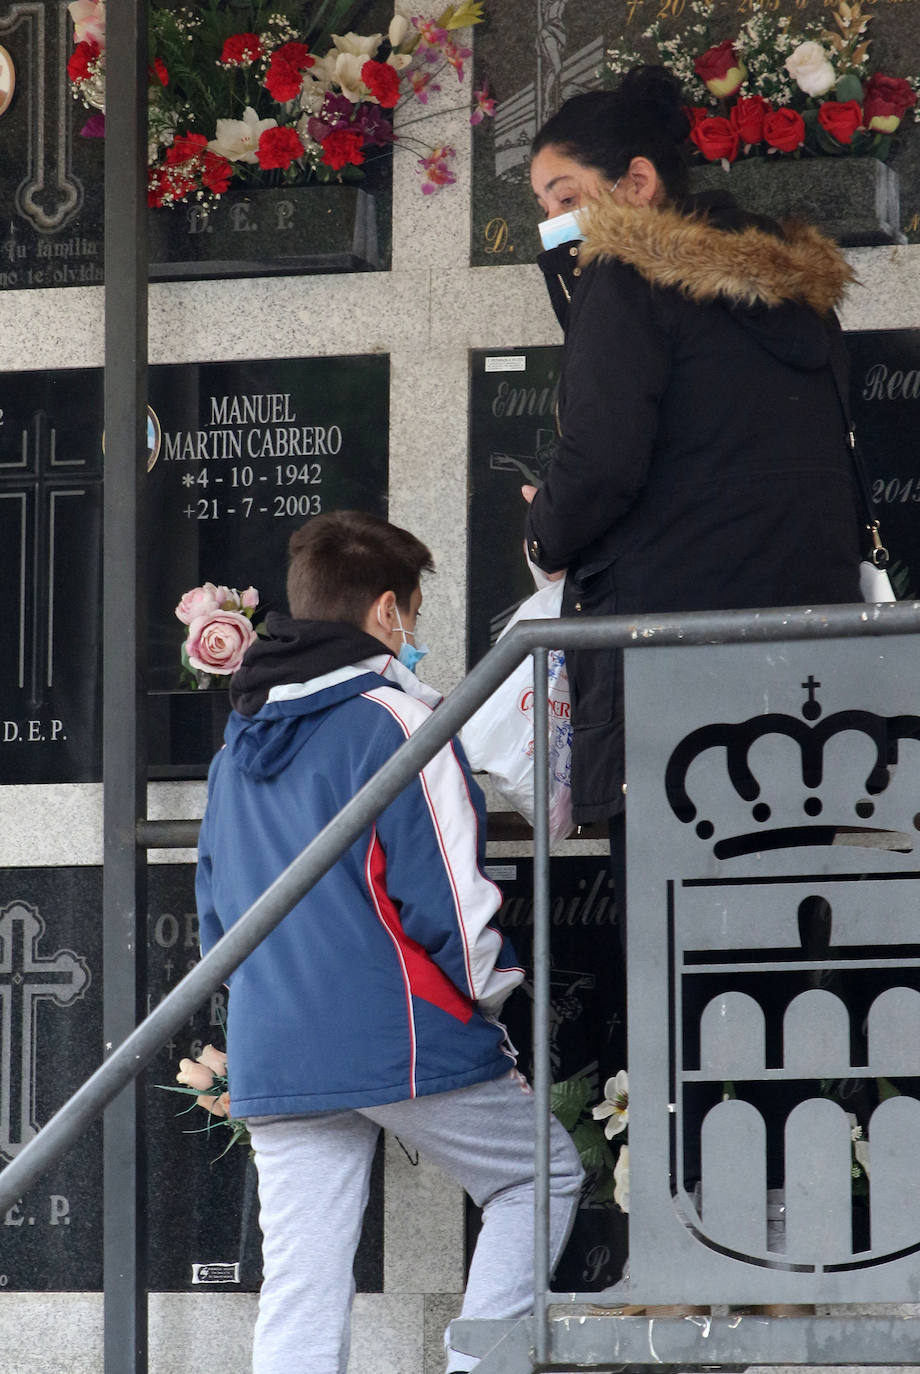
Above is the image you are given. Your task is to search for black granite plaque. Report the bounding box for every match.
[0,1,104,291]
[146,354,389,775]
[0,368,104,783]
[0,868,102,1290]
[465,857,628,1292]
[847,330,920,600]
[0,865,385,1292]
[468,347,561,667]
[0,355,388,782]
[471,0,920,264]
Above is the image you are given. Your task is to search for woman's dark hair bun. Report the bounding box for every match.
[612,65,690,147]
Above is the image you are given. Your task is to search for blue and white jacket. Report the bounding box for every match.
[196,622,523,1118]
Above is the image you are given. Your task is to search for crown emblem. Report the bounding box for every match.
[664,676,920,858]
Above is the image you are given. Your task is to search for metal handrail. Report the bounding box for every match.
[3,602,919,1255]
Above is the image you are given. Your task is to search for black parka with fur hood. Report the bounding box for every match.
[525,191,862,824]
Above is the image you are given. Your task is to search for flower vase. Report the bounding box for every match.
[148,167,391,281]
[689,157,905,247]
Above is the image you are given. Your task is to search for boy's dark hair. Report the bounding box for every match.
[287,510,434,626]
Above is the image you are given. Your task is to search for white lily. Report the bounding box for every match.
[326,50,370,103]
[207,107,277,163]
[592,1068,628,1139]
[389,14,409,47]
[330,30,382,58]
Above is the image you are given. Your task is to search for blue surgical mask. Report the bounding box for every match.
[394,605,429,675]
[537,209,585,252]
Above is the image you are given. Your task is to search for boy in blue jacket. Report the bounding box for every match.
[196,511,583,1374]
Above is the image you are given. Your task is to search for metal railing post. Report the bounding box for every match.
[102,2,148,1370]
[531,647,551,1368]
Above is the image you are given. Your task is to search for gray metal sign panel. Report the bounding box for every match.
[624,638,920,1303]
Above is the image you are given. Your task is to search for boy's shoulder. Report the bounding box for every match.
[357,680,434,739]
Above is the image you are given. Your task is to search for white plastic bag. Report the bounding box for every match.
[460,580,574,847]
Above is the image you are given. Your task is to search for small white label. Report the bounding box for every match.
[485,356,526,373]
[192,1262,240,1284]
[484,864,518,880]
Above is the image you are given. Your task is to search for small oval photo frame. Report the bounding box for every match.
[0,46,15,119]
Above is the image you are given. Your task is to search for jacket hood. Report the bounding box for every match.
[230,612,387,716]
[578,193,854,316]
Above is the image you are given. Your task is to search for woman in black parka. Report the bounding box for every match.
[523,67,862,834]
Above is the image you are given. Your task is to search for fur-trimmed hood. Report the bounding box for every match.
[578,195,854,316]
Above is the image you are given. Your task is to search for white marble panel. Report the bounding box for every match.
[842,245,920,332]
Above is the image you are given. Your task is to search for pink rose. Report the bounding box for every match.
[186,609,256,674]
[240,585,259,611]
[176,1057,215,1090]
[175,581,224,625]
[197,1043,228,1075]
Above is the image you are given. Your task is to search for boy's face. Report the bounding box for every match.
[366,585,422,655]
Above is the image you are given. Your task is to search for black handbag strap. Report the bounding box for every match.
[825,318,890,569]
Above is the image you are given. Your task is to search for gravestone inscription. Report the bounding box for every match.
[0,864,385,1291]
[0,354,389,782]
[847,329,920,600]
[471,0,920,265]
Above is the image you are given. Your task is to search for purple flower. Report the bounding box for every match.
[80,111,106,138]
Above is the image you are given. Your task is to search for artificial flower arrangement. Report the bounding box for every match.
[67,0,495,205]
[161,1042,252,1159]
[176,580,262,688]
[552,1068,629,1211]
[606,0,919,169]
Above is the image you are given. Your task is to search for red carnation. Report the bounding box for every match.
[202,151,233,194]
[166,132,207,165]
[257,125,305,170]
[67,38,100,83]
[265,41,315,102]
[320,127,365,170]
[817,99,864,146]
[361,59,400,109]
[763,107,806,153]
[729,94,771,146]
[221,32,263,66]
[863,73,917,132]
[689,116,740,163]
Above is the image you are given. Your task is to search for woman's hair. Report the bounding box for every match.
[531,66,690,202]
[286,510,434,625]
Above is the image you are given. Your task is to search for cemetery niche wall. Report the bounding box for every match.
[0,866,385,1291]
[0,355,389,783]
[471,0,920,265]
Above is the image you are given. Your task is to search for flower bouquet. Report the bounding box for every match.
[176,580,262,689]
[552,1068,629,1210]
[67,0,494,206]
[606,0,919,169]
[160,1042,251,1159]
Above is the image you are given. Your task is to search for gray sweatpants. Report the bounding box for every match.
[248,1070,584,1374]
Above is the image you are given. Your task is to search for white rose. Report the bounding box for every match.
[785,42,836,98]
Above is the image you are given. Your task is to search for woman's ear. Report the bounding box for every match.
[624,156,663,206]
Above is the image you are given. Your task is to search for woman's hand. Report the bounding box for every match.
[521,484,538,505]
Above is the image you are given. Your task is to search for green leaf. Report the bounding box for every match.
[870,133,892,163]
[835,74,864,104]
[814,124,846,156]
[572,1120,615,1173]
[551,1076,593,1130]
[590,1172,618,1206]
[877,1076,902,1101]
